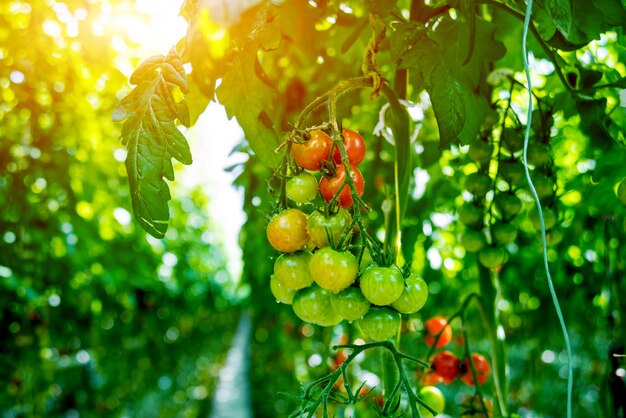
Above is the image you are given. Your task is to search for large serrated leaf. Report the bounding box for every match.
[216,44,281,168]
[113,47,192,238]
[535,0,573,38]
[428,67,465,148]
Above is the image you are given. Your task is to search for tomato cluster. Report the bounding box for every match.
[267,128,429,341]
[425,350,491,387]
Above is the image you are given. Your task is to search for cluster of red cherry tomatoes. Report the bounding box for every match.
[266,128,429,341]
[420,317,491,387]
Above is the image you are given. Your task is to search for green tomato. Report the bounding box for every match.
[495,192,522,218]
[530,206,557,230]
[286,172,318,204]
[270,275,296,304]
[468,140,493,164]
[358,307,400,341]
[458,203,483,226]
[418,386,445,418]
[292,284,341,326]
[618,178,626,205]
[307,208,352,248]
[274,252,314,290]
[492,222,518,246]
[526,142,551,166]
[499,160,524,185]
[460,229,486,253]
[330,287,370,321]
[465,172,491,196]
[531,174,555,200]
[390,274,429,314]
[502,128,523,153]
[359,265,404,306]
[309,247,358,293]
[478,246,507,269]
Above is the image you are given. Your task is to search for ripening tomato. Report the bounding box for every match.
[333,129,366,165]
[291,130,332,171]
[270,275,296,304]
[292,284,342,327]
[419,371,445,386]
[390,274,429,314]
[330,287,370,321]
[273,252,314,290]
[307,208,352,248]
[286,172,318,203]
[432,351,461,384]
[319,165,364,208]
[266,208,309,253]
[418,386,445,418]
[358,307,400,341]
[309,247,358,293]
[424,317,452,348]
[461,354,491,385]
[359,265,404,306]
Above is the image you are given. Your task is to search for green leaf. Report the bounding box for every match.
[535,0,573,37]
[562,0,624,45]
[428,68,465,148]
[457,93,491,146]
[113,47,192,238]
[217,44,281,168]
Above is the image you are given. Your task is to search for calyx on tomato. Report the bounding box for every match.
[307,208,352,248]
[332,129,366,165]
[319,164,364,208]
[291,130,332,171]
[309,247,358,293]
[266,208,309,253]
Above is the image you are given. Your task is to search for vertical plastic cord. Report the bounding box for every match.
[521,2,573,417]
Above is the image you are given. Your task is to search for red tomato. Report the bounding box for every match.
[333,129,366,165]
[461,354,491,385]
[424,317,452,348]
[319,165,364,208]
[432,351,461,384]
[291,130,332,171]
[420,371,445,386]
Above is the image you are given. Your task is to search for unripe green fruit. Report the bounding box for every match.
[458,203,483,226]
[286,172,318,203]
[460,229,486,253]
[465,172,491,196]
[468,140,493,164]
[478,246,507,269]
[492,222,518,245]
[330,287,370,321]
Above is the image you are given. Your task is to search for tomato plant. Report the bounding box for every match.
[418,386,445,418]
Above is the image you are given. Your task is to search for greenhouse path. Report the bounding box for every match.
[209,312,253,418]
